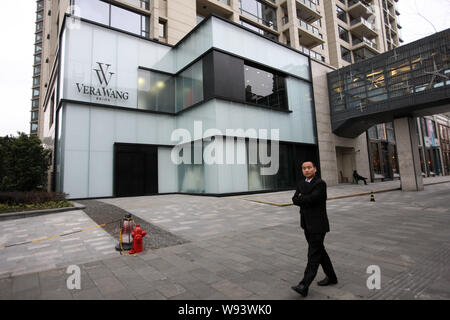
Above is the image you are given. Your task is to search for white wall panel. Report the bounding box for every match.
[158,148,178,193]
[88,151,113,197]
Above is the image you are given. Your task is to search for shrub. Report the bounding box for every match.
[0,133,51,192]
[0,191,67,205]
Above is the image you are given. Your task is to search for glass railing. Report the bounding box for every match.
[122,0,150,10]
[240,9,278,31]
[350,17,376,31]
[298,45,325,62]
[298,18,322,38]
[296,0,318,11]
[348,0,374,14]
[353,37,377,49]
[216,0,231,5]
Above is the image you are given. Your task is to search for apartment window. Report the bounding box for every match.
[31,111,39,121]
[33,89,40,97]
[341,46,352,63]
[34,65,41,75]
[336,6,347,23]
[36,22,43,32]
[240,20,278,41]
[37,1,44,10]
[36,11,43,21]
[32,99,39,109]
[35,32,43,42]
[244,64,287,110]
[239,0,277,30]
[122,0,150,10]
[33,77,40,87]
[34,54,42,64]
[73,0,151,38]
[31,123,38,133]
[338,0,346,5]
[35,44,42,53]
[159,21,166,38]
[338,25,349,43]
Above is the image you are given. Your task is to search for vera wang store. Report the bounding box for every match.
[51,13,319,199]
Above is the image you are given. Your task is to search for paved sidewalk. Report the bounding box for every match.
[0,182,449,300]
[233,176,450,205]
[0,211,118,280]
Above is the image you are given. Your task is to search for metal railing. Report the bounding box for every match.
[240,9,278,31]
[296,0,319,11]
[350,16,376,31]
[352,37,377,49]
[298,18,322,38]
[347,0,374,14]
[298,45,326,62]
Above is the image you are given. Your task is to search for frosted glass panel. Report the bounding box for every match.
[176,60,204,112]
[211,18,310,80]
[138,69,175,113]
[286,77,316,144]
[174,19,213,71]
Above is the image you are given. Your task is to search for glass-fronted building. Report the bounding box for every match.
[46,12,319,199]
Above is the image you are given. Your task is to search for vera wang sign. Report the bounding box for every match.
[76,62,129,102]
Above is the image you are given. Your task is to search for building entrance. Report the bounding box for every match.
[114,144,158,197]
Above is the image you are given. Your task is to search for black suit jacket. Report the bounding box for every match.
[292,176,330,234]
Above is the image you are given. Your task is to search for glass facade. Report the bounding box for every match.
[329,32,450,115]
[239,0,277,30]
[73,0,150,38]
[244,64,287,111]
[138,70,175,113]
[176,61,204,112]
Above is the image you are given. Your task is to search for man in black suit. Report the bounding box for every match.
[291,161,338,297]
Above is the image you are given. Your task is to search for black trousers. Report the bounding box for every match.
[301,231,337,287]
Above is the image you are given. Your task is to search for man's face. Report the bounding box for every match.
[302,162,316,179]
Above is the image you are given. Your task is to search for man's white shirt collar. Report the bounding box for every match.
[305,178,313,183]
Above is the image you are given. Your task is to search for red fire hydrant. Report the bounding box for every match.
[129,224,146,254]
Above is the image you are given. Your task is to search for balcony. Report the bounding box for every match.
[295,0,321,23]
[297,18,324,48]
[352,36,379,53]
[347,0,374,20]
[197,0,233,19]
[298,45,326,62]
[350,17,377,39]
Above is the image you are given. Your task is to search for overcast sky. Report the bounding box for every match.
[0,0,449,137]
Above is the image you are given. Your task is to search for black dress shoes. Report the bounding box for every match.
[291,283,308,297]
[317,277,338,286]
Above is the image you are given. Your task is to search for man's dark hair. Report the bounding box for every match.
[302,161,316,168]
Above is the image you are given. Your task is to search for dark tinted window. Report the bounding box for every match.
[244,64,287,110]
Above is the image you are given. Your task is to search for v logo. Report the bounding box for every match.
[94,62,115,86]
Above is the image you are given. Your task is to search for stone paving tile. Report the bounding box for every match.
[1,182,450,300]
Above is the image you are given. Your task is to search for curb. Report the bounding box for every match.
[0,202,86,221]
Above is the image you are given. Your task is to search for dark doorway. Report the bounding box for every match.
[114,144,158,197]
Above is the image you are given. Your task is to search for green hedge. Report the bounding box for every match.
[0,200,73,214]
[0,191,73,214]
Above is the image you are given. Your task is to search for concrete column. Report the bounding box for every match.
[394,117,424,191]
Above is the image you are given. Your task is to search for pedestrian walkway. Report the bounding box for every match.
[0,182,449,300]
[0,211,118,279]
[233,175,450,206]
